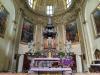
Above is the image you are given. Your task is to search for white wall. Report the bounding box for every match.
[85,0,100,56]
[95,37,100,50]
[0,0,15,71]
[83,0,100,67]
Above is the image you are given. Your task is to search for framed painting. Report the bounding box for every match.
[91,4,100,38]
[66,21,79,43]
[0,3,8,38]
[21,19,33,43]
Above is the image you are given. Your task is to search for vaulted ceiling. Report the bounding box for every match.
[14,0,85,25]
[26,0,73,16]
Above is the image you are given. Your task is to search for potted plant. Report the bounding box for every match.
[34,51,41,57]
[58,52,65,58]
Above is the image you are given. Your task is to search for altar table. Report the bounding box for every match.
[28,67,72,75]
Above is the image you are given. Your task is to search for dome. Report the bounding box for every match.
[26,0,73,16]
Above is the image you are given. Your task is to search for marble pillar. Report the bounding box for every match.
[76,54,82,72]
[18,54,24,72]
[10,9,23,71]
[56,26,59,50]
[34,25,37,51]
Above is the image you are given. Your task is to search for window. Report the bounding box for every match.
[28,0,33,8]
[66,0,72,8]
[47,5,53,16]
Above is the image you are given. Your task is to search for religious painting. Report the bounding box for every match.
[43,37,56,49]
[92,4,100,37]
[21,19,33,43]
[66,21,79,43]
[0,3,8,38]
[94,49,100,59]
[51,38,56,49]
[44,38,48,49]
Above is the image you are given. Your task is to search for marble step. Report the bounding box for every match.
[0,73,99,75]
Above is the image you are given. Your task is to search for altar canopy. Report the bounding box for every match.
[43,17,57,50]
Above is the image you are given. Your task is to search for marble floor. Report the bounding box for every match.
[0,73,100,75]
[74,73,100,75]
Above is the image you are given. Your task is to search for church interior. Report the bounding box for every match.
[0,0,100,75]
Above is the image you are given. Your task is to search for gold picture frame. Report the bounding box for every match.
[21,18,33,43]
[91,4,100,38]
[0,3,8,38]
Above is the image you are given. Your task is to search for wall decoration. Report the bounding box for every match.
[94,49,100,59]
[21,19,33,43]
[92,4,100,37]
[66,21,79,43]
[44,38,48,49]
[43,38,56,49]
[0,3,8,38]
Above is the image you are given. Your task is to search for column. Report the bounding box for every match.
[79,12,90,68]
[34,25,37,51]
[62,25,66,45]
[76,55,82,72]
[10,9,23,71]
[62,25,66,52]
[18,54,24,72]
[41,25,43,50]
[56,26,59,50]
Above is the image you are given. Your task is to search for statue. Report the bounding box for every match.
[28,40,34,54]
[65,40,72,54]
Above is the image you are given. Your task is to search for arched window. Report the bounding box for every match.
[28,0,33,8]
[66,0,72,8]
[46,5,54,16]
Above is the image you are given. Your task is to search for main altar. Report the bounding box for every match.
[28,58,72,75]
[28,17,72,75]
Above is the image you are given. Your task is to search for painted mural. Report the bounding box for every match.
[0,4,8,38]
[93,4,100,36]
[66,21,79,43]
[21,19,33,43]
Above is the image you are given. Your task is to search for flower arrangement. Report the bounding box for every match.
[62,57,74,67]
[58,52,65,58]
[34,51,41,57]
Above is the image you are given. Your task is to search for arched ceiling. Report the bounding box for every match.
[26,0,73,16]
[14,0,85,25]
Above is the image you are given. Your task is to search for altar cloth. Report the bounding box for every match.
[29,67,72,73]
